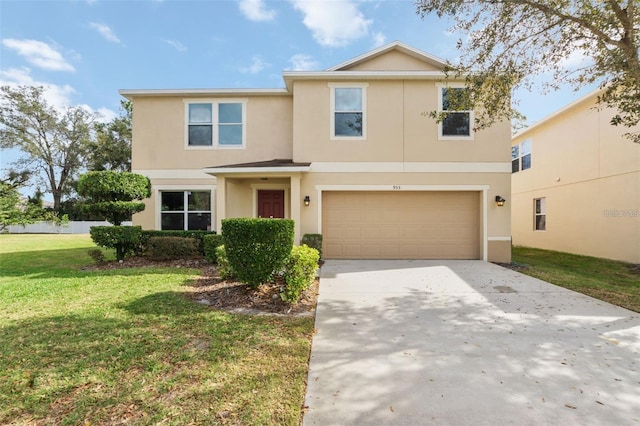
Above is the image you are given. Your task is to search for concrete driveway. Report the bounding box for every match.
[303,260,640,425]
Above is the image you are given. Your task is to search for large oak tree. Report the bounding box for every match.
[0,85,93,209]
[416,0,640,142]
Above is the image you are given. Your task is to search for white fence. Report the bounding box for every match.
[6,221,133,234]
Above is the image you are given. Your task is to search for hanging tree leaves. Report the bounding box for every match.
[415,0,640,142]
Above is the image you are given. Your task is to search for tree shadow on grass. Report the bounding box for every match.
[0,297,297,425]
[0,247,204,279]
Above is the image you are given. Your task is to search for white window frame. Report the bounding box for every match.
[158,189,214,231]
[436,83,474,141]
[534,197,546,231]
[329,82,368,141]
[184,98,247,149]
[512,139,532,173]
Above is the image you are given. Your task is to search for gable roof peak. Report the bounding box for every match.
[326,41,447,72]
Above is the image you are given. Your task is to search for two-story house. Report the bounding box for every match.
[121,42,512,262]
[512,89,640,263]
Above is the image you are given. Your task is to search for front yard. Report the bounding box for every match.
[511,246,640,313]
[0,234,314,425]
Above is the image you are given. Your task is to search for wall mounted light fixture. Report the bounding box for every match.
[304,195,311,206]
[495,195,506,207]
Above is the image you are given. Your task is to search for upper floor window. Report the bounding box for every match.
[186,100,246,148]
[438,85,473,140]
[512,139,532,173]
[329,83,367,140]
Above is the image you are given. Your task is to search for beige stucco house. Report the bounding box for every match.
[511,89,640,263]
[120,42,512,262]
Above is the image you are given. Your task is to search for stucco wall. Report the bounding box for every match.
[512,93,640,263]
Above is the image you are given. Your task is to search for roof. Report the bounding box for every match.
[120,41,453,97]
[202,159,311,175]
[326,41,447,71]
[513,88,602,140]
[119,88,289,99]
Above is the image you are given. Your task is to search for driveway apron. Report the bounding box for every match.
[303,260,640,426]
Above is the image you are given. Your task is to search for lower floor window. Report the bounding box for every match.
[161,191,211,231]
[534,197,546,231]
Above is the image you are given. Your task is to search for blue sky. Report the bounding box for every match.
[1,0,597,120]
[1,0,596,185]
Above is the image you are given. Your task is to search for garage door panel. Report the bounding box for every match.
[323,191,480,260]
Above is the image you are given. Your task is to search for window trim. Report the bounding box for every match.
[184,98,247,150]
[155,186,215,231]
[329,82,368,141]
[534,197,546,231]
[512,139,532,173]
[436,83,474,141]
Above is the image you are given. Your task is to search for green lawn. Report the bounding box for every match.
[512,246,640,313]
[0,235,314,425]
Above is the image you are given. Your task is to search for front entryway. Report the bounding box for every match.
[258,189,285,218]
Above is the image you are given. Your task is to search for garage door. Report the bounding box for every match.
[323,191,480,259]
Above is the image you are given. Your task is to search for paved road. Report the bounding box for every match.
[303,260,640,425]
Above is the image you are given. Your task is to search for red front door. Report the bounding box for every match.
[258,190,285,218]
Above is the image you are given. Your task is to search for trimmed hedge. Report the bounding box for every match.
[280,245,320,304]
[145,236,200,260]
[78,171,151,226]
[215,245,235,280]
[301,233,323,259]
[139,230,215,255]
[203,234,225,263]
[90,226,142,261]
[222,218,294,289]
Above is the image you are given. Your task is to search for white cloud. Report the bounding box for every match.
[0,67,76,110]
[239,0,276,22]
[372,32,386,48]
[89,22,121,43]
[290,0,372,47]
[2,39,75,72]
[287,53,319,71]
[165,39,187,52]
[0,67,117,121]
[240,56,270,74]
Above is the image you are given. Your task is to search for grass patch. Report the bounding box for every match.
[511,246,640,313]
[0,235,313,425]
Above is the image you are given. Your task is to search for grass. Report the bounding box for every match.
[0,234,314,425]
[512,246,640,313]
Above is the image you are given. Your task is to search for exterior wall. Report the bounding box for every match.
[292,80,511,163]
[512,93,640,263]
[132,95,293,171]
[344,50,442,72]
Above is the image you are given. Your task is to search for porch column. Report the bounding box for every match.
[290,174,301,244]
[216,176,226,233]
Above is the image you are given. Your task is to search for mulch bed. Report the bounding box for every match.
[85,257,319,317]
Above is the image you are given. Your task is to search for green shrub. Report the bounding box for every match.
[301,233,323,259]
[78,171,151,225]
[90,226,143,261]
[145,236,200,260]
[215,245,235,280]
[203,234,225,263]
[280,245,320,304]
[87,248,105,265]
[222,218,294,289]
[139,230,214,255]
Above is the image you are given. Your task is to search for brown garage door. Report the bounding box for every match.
[322,191,480,259]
